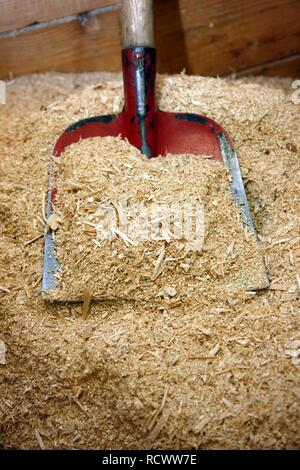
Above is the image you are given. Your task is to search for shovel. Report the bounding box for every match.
[42,0,269,295]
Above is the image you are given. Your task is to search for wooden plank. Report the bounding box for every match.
[157,0,300,76]
[0,0,119,33]
[0,10,122,78]
[235,54,300,78]
[0,0,299,79]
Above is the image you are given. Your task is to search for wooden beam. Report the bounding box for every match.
[0,0,299,79]
[0,0,120,33]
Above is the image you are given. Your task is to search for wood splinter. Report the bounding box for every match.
[82,289,93,319]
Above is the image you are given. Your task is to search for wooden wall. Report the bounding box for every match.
[0,0,299,79]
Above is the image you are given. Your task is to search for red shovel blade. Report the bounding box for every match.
[53,110,226,161]
[53,48,229,160]
[42,47,269,294]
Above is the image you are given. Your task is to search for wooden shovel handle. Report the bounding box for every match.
[121,0,154,48]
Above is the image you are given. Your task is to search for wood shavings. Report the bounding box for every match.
[148,410,171,442]
[46,134,266,301]
[152,245,166,281]
[81,290,92,319]
[46,213,61,231]
[0,286,10,293]
[24,233,44,246]
[198,326,213,336]
[0,71,299,451]
[0,339,6,365]
[286,143,297,153]
[148,385,169,432]
[33,429,45,450]
[72,396,90,416]
[296,274,300,293]
[192,416,211,435]
[208,343,220,357]
[114,228,138,247]
[269,283,288,291]
[158,285,177,298]
[284,340,300,364]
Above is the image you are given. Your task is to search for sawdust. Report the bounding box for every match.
[48,136,267,301]
[0,72,299,449]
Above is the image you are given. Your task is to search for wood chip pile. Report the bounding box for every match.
[48,136,266,301]
[0,72,299,449]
